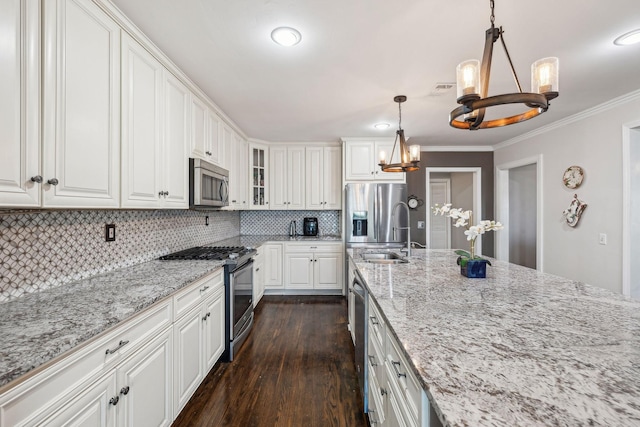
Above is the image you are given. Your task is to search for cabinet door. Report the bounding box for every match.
[121,32,163,208]
[0,0,40,207]
[203,289,225,372]
[284,253,314,289]
[173,307,204,413]
[253,256,265,307]
[42,0,120,208]
[190,95,208,160]
[264,244,283,289]
[42,371,117,427]
[323,146,342,209]
[235,135,249,208]
[344,141,375,180]
[117,329,173,427]
[268,146,287,209]
[250,144,268,209]
[287,146,306,210]
[314,252,343,290]
[206,110,222,166]
[163,72,189,208]
[305,147,324,210]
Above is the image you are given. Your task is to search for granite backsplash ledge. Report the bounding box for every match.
[0,209,239,302]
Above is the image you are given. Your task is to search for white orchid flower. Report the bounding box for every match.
[454,218,468,228]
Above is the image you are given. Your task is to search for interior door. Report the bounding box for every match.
[429,179,450,249]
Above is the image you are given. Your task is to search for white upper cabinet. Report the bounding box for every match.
[0,0,40,207]
[343,139,405,182]
[190,96,223,166]
[269,145,305,210]
[163,71,190,208]
[305,145,341,210]
[42,0,122,207]
[249,142,269,209]
[121,32,163,208]
[121,33,188,209]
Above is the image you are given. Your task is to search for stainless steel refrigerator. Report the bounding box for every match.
[345,183,408,247]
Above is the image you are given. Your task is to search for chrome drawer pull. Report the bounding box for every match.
[105,339,129,355]
[369,409,379,425]
[391,360,406,378]
[369,316,379,325]
[368,355,378,367]
[200,285,210,293]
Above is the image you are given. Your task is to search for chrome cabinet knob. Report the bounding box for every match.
[109,396,119,406]
[47,178,59,185]
[120,386,130,395]
[30,175,43,183]
[205,151,212,156]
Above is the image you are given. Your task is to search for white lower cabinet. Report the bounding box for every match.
[0,269,226,427]
[253,249,265,307]
[364,293,441,427]
[263,243,284,290]
[284,243,343,290]
[173,270,225,414]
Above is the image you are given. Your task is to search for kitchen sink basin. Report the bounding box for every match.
[361,252,408,264]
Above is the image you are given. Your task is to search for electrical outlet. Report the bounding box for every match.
[417,221,425,229]
[599,233,607,245]
[105,224,116,242]
[205,215,209,226]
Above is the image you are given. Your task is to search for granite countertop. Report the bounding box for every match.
[349,248,640,427]
[0,234,342,390]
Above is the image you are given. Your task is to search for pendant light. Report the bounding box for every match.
[379,96,420,173]
[449,0,559,130]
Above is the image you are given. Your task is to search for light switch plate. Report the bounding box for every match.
[599,233,607,245]
[105,224,116,242]
[417,221,425,229]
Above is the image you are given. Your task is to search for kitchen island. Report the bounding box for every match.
[350,248,640,426]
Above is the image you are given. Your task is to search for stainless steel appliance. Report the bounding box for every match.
[189,158,229,209]
[351,269,368,412]
[303,217,318,236]
[345,183,408,247]
[159,245,255,361]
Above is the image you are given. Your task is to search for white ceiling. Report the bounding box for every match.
[110,0,640,147]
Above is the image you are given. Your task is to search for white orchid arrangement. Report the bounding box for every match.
[431,203,504,265]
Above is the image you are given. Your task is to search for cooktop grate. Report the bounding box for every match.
[158,246,246,261]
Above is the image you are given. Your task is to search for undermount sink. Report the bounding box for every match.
[362,252,408,264]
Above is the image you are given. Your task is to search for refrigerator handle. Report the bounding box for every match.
[373,185,379,240]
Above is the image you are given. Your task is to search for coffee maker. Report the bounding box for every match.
[303,217,318,236]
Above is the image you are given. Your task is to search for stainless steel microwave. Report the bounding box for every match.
[189,158,229,208]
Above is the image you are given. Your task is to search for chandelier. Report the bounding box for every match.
[449,0,559,130]
[379,96,420,172]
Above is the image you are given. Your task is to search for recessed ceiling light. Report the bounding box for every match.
[271,27,302,47]
[374,123,390,130]
[614,29,640,46]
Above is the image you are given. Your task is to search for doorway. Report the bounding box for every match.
[496,156,543,270]
[425,168,482,254]
[623,122,640,298]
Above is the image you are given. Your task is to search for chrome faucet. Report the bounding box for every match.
[391,201,411,257]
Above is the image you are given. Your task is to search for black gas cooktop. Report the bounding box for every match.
[158,246,251,261]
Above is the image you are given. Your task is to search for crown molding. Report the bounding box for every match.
[493,89,640,150]
[420,145,494,152]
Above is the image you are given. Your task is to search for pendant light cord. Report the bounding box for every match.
[398,100,402,131]
[490,0,495,27]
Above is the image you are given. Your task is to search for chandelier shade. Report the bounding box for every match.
[449,1,558,130]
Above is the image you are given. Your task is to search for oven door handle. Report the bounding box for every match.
[220,177,229,204]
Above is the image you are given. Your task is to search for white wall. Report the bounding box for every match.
[494,92,640,294]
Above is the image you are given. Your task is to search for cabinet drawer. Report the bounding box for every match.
[173,268,224,319]
[368,297,385,352]
[385,332,421,426]
[367,374,385,426]
[367,334,385,394]
[284,242,343,253]
[0,300,171,427]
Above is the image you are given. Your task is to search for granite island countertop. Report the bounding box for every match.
[349,248,640,427]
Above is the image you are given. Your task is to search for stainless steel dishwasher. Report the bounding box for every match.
[352,270,368,413]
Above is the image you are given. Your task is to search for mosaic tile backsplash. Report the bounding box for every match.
[240,210,340,236]
[0,210,239,302]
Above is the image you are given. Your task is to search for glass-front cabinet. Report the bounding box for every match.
[250,142,269,209]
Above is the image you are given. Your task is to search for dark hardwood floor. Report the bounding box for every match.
[172,295,368,427]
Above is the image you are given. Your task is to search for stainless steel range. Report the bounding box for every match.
[159,245,255,361]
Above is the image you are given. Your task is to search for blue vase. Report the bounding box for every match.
[460,259,488,278]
